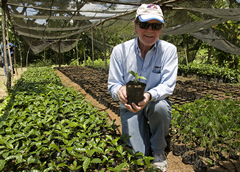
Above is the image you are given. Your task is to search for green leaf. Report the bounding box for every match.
[57,163,67,168]
[73,160,77,168]
[117,146,123,154]
[16,154,23,164]
[27,155,41,164]
[50,143,61,152]
[69,122,78,128]
[117,162,128,171]
[105,147,116,154]
[91,158,102,164]
[0,160,6,171]
[75,147,86,152]
[83,158,90,172]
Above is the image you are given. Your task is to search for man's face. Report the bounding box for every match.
[134,19,162,49]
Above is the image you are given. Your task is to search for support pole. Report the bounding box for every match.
[101,21,107,71]
[58,40,61,68]
[26,47,30,67]
[19,41,23,70]
[1,0,11,90]
[6,22,13,76]
[91,26,94,66]
[81,33,86,66]
[76,44,79,66]
[14,39,18,76]
[183,35,189,66]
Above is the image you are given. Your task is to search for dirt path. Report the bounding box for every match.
[0,67,27,102]
[0,67,194,172]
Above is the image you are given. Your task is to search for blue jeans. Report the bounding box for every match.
[120,99,172,156]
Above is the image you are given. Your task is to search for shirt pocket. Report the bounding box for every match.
[152,66,162,74]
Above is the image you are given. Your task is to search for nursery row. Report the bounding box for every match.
[58,66,240,172]
[0,67,157,171]
[178,63,240,83]
[79,57,240,83]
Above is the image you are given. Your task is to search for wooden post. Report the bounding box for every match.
[1,1,11,90]
[207,46,212,65]
[183,35,189,66]
[14,39,17,75]
[76,44,79,66]
[44,49,46,61]
[91,26,94,66]
[26,47,30,67]
[101,21,107,71]
[58,40,61,68]
[18,41,23,70]
[81,33,86,66]
[6,22,13,76]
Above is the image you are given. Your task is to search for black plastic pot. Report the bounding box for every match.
[126,81,146,105]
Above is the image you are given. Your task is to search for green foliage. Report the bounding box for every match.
[171,95,240,160]
[129,70,147,85]
[179,63,240,83]
[69,58,79,66]
[0,67,155,171]
[34,59,52,67]
[81,57,110,70]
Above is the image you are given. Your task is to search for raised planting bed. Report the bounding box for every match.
[57,66,240,172]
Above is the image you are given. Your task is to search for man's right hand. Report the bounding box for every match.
[117,85,128,105]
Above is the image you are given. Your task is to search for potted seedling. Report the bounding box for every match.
[126,70,147,105]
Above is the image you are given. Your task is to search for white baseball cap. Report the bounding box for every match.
[136,4,164,23]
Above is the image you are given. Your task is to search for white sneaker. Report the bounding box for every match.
[152,152,168,172]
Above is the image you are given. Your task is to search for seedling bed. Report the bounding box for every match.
[57,66,240,172]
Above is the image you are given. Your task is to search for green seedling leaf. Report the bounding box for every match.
[0,160,6,171]
[105,147,117,154]
[67,147,74,153]
[69,122,78,128]
[50,143,61,152]
[57,163,67,168]
[83,157,90,172]
[16,154,23,164]
[117,145,123,154]
[117,162,128,171]
[73,160,77,168]
[27,155,41,164]
[129,70,147,84]
[91,158,102,164]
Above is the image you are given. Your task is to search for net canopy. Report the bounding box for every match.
[2,0,240,55]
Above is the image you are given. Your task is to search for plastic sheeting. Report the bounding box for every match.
[191,28,240,55]
[3,0,240,55]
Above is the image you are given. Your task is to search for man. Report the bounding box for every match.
[108,4,178,171]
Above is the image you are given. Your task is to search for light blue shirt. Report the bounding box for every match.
[108,37,178,108]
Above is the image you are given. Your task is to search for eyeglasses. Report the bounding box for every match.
[137,22,163,30]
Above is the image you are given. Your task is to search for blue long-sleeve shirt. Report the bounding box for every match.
[108,37,178,108]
